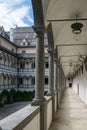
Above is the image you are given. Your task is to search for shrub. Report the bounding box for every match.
[14,91,23,102]
[10,89,16,102]
[0,94,4,107]
[1,90,8,104]
[0,89,35,108]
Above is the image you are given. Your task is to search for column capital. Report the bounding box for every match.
[54,58,58,63]
[32,25,46,35]
[48,48,55,56]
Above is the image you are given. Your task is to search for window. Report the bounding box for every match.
[69,83,72,87]
[20,62,25,69]
[45,77,48,85]
[22,50,26,53]
[23,42,25,46]
[12,48,14,52]
[21,38,30,46]
[32,77,35,85]
[19,78,23,84]
[32,62,35,69]
[45,62,49,68]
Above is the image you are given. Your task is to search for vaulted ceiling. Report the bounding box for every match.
[32,0,87,77]
[41,0,87,76]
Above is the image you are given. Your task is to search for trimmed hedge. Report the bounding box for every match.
[0,89,35,108]
[0,89,47,108]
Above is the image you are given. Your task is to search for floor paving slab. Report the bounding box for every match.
[49,88,87,130]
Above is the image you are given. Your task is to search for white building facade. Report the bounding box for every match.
[0,26,49,93]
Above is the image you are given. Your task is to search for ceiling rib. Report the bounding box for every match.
[47,18,87,22]
[60,54,87,57]
[62,61,79,63]
[57,43,87,47]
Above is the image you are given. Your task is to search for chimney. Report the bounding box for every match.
[10,28,14,42]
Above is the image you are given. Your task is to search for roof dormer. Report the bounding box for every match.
[20,38,30,46]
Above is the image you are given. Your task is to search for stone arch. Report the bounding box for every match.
[31,0,44,25]
[47,23,54,49]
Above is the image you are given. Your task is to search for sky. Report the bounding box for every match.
[0,0,34,31]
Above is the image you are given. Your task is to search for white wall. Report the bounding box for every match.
[46,96,52,130]
[23,113,40,130]
[73,67,87,104]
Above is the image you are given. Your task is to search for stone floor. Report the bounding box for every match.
[0,101,30,120]
[49,88,87,130]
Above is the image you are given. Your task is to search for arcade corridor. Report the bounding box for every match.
[49,88,87,130]
[1,1,87,130]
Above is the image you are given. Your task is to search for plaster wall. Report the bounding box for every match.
[0,105,40,130]
[23,113,40,130]
[17,48,36,54]
[0,37,16,52]
[73,67,87,104]
[46,97,52,130]
[17,48,48,54]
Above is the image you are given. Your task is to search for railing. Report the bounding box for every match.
[19,84,35,89]
[0,84,48,91]
[0,63,17,75]
[0,84,17,90]
[0,105,40,130]
[0,84,34,90]
[19,68,35,72]
[19,68,49,75]
[0,64,49,76]
[19,68,35,76]
[0,97,52,130]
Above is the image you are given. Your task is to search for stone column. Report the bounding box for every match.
[57,65,60,106]
[32,25,45,101]
[54,59,58,92]
[32,25,47,130]
[54,59,59,109]
[47,49,54,95]
[47,49,55,120]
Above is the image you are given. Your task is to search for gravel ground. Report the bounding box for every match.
[0,101,30,120]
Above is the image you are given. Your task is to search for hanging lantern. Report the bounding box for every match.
[71,22,83,34]
[71,15,83,41]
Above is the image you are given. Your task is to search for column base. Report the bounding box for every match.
[31,97,46,106]
[47,92,54,96]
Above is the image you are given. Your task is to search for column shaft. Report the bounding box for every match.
[32,25,47,130]
[48,52,54,95]
[54,61,58,92]
[35,34,44,99]
[47,49,56,120]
